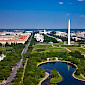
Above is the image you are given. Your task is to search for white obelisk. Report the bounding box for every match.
[68,19,70,45]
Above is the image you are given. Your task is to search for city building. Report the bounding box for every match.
[34,33,44,42]
[0,32,30,45]
[72,37,82,41]
[76,31,85,38]
[39,29,51,34]
[56,31,67,37]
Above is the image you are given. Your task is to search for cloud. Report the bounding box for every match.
[66,14,70,16]
[77,0,84,1]
[80,15,85,17]
[59,2,63,4]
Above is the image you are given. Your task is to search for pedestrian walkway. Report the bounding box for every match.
[21,58,28,83]
[38,72,49,85]
[66,48,71,52]
[80,74,85,79]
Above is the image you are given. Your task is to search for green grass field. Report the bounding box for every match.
[33,43,52,49]
[69,48,85,54]
[32,43,85,54]
[50,75,62,83]
[61,45,79,47]
[53,44,59,47]
[32,43,68,54]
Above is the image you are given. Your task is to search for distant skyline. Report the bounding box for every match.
[0,0,85,29]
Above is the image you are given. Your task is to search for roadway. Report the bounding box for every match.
[1,33,33,85]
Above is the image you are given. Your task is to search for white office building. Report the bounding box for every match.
[34,33,44,42]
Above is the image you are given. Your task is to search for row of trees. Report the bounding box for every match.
[12,67,23,85]
[69,51,85,76]
[48,33,67,42]
[44,35,58,43]
[23,38,45,85]
[0,42,27,81]
[10,37,32,85]
[10,36,46,85]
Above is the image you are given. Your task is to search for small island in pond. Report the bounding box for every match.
[50,69,62,83]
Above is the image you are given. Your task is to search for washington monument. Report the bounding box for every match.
[68,19,70,45]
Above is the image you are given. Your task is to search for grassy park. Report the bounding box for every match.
[50,69,62,83]
[32,43,69,54]
[31,42,85,82]
[3,34,84,85]
[69,48,85,54]
[50,76,62,83]
[32,43,85,54]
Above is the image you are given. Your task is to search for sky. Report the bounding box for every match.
[0,0,85,29]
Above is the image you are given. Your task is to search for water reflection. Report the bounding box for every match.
[39,62,85,85]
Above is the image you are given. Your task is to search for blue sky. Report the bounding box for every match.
[0,0,85,29]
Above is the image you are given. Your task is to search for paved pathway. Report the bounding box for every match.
[80,74,85,79]
[21,58,28,83]
[38,72,49,85]
[66,48,71,52]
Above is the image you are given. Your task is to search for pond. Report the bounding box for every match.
[39,62,85,85]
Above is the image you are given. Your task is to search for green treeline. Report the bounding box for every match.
[23,57,45,85]
[12,37,46,85]
[44,35,58,43]
[69,51,85,76]
[12,67,24,85]
[48,33,67,42]
[0,43,25,81]
[23,38,45,85]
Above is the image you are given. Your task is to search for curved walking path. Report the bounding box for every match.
[72,72,85,81]
[38,72,49,85]
[37,59,59,85]
[80,74,85,79]
[38,57,85,85]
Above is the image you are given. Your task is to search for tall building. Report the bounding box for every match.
[68,19,70,45]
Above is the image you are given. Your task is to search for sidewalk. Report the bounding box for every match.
[38,72,49,85]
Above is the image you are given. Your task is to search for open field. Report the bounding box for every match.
[53,44,59,47]
[32,43,85,54]
[61,45,79,47]
[33,43,52,49]
[32,43,69,54]
[68,48,85,54]
[50,75,62,83]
